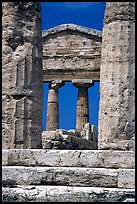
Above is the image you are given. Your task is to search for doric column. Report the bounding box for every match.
[46,80,65,131]
[2,2,43,149]
[98,2,135,150]
[73,80,94,131]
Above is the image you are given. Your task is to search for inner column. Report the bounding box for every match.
[73,80,94,131]
[46,80,65,131]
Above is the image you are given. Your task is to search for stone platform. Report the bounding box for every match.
[2,149,135,202]
[2,186,135,202]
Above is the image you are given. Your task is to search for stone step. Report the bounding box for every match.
[2,149,135,169]
[2,166,135,188]
[2,185,135,202]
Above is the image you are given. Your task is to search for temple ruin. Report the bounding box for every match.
[42,24,101,149]
[2,2,135,202]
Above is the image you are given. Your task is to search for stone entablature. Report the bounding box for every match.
[42,24,102,82]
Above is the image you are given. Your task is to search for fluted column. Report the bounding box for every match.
[2,2,43,149]
[98,2,135,150]
[46,80,65,131]
[73,80,94,131]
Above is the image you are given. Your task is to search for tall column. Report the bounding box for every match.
[46,80,65,131]
[2,3,43,149]
[98,2,135,150]
[73,80,94,131]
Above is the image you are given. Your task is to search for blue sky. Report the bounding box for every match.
[41,2,106,131]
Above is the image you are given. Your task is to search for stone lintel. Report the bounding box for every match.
[43,71,100,82]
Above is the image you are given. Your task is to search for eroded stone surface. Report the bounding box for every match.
[98,2,135,150]
[42,24,101,82]
[2,149,135,169]
[42,131,97,150]
[2,186,135,202]
[2,2,43,149]
[2,166,119,187]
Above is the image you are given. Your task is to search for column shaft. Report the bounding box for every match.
[98,2,135,150]
[73,80,93,132]
[46,81,65,131]
[46,89,59,131]
[76,87,89,131]
[2,2,43,149]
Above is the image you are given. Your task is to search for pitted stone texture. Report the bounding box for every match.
[104,2,135,24]
[42,131,97,150]
[81,123,97,141]
[2,166,135,188]
[57,129,81,137]
[117,169,135,189]
[2,186,135,202]
[2,95,42,120]
[98,2,135,150]
[2,166,118,187]
[2,149,135,169]
[2,2,43,149]
[42,24,102,77]
[2,119,42,149]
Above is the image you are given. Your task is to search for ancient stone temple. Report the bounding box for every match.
[42,24,101,149]
[2,2,135,202]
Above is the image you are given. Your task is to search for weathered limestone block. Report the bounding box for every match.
[2,149,135,169]
[2,186,135,202]
[42,131,97,150]
[42,131,63,149]
[2,2,43,149]
[117,169,135,189]
[57,129,81,137]
[98,2,135,150]
[2,166,119,187]
[81,123,97,141]
[46,80,65,131]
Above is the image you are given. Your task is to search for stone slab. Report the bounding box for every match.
[2,149,135,169]
[118,169,135,189]
[2,166,135,188]
[2,185,135,202]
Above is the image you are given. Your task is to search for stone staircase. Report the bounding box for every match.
[2,149,135,202]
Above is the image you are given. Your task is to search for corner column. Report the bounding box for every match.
[46,80,65,131]
[2,2,43,149]
[98,2,135,150]
[73,80,94,131]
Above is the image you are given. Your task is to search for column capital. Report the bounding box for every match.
[49,80,65,90]
[72,79,94,88]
